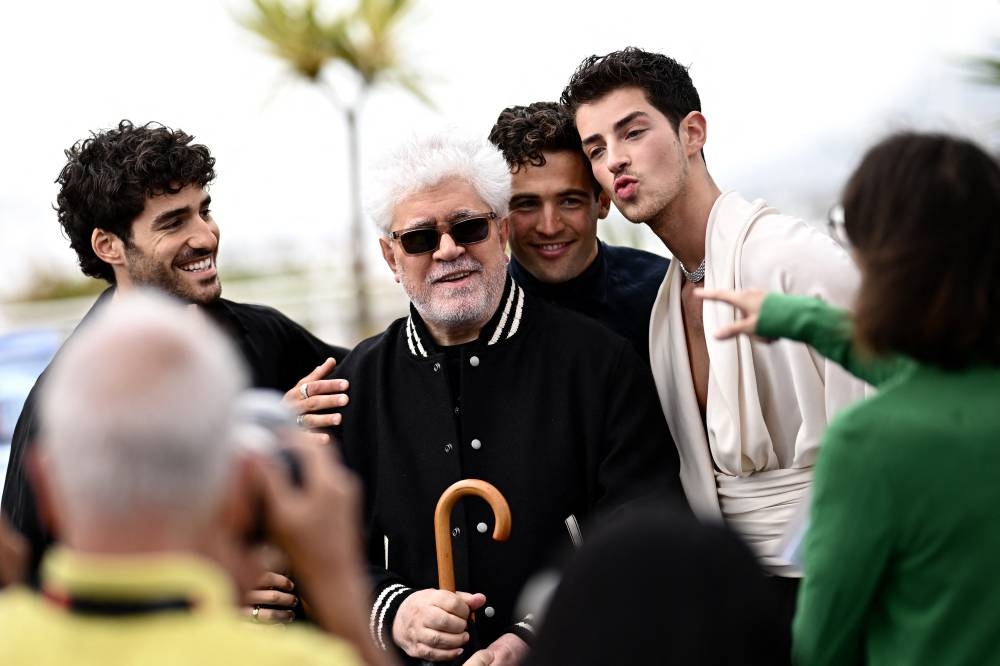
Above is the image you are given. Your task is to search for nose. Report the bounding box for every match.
[432,230,465,262]
[189,217,219,250]
[537,202,564,237]
[605,141,629,174]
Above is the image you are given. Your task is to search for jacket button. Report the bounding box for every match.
[444,443,454,453]
[469,356,480,367]
[483,606,495,618]
[476,522,488,533]
[452,527,461,537]
[433,362,442,372]
[470,438,482,450]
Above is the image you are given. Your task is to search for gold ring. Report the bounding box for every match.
[299,383,310,400]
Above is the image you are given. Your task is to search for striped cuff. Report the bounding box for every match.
[368,582,415,651]
[507,613,537,647]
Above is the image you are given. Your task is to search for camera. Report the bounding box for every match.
[234,388,304,487]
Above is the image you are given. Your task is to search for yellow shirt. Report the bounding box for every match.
[0,549,362,665]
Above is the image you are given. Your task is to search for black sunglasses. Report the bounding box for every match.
[389,212,497,255]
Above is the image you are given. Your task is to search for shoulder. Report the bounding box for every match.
[219,299,298,327]
[602,242,669,278]
[529,296,636,362]
[740,213,859,305]
[332,317,407,378]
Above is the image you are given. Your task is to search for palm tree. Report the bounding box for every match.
[237,0,431,339]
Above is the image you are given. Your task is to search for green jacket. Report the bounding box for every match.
[758,294,1000,666]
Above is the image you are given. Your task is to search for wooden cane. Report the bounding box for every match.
[434,479,512,592]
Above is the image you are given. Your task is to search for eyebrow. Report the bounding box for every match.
[151,195,213,228]
[580,111,649,146]
[557,188,592,199]
[152,205,191,228]
[509,194,540,205]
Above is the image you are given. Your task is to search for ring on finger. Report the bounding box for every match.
[252,605,261,622]
[296,414,306,428]
[299,383,310,400]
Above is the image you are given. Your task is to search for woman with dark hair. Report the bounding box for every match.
[699,131,1000,665]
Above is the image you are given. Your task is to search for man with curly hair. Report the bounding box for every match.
[561,47,871,655]
[488,102,667,364]
[1,122,349,611]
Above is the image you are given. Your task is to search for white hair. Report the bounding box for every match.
[38,290,248,526]
[365,130,512,234]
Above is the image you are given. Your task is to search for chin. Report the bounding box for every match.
[180,282,222,306]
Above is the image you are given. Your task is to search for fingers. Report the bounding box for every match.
[293,380,350,413]
[286,375,350,430]
[246,587,298,609]
[255,570,295,591]
[418,625,469,650]
[244,604,296,625]
[713,320,756,340]
[295,404,345,429]
[246,571,297,609]
[302,357,338,384]
[465,650,495,666]
[283,357,339,404]
[394,589,478,661]
[455,591,487,615]
[693,287,737,305]
[299,431,332,446]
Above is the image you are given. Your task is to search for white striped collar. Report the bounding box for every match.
[404,276,527,358]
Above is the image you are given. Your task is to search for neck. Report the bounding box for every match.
[62,515,210,556]
[648,170,721,271]
[424,320,485,347]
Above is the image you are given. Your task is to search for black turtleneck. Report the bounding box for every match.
[508,240,668,365]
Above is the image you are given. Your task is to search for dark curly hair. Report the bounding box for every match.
[55,120,216,283]
[843,132,1000,369]
[560,47,701,135]
[488,101,600,195]
[488,102,581,168]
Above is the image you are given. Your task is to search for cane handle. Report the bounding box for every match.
[433,479,511,592]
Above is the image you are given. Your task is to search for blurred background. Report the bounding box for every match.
[0,0,998,487]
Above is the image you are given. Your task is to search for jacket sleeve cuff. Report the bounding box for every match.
[506,613,537,647]
[368,582,415,651]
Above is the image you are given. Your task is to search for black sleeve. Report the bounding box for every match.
[1,380,49,586]
[593,341,687,518]
[231,303,351,393]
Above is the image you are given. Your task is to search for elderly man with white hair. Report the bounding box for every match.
[325,133,683,665]
[0,292,384,666]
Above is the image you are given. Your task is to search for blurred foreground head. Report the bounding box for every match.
[843,132,1000,369]
[526,505,784,666]
[36,291,249,548]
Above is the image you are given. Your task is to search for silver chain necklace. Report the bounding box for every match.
[678,258,706,284]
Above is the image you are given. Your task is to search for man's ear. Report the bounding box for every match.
[91,228,125,267]
[379,238,400,283]
[26,447,61,540]
[679,111,708,158]
[596,190,612,220]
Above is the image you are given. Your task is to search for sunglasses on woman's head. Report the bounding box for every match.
[389,212,497,255]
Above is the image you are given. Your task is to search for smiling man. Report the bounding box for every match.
[1,121,349,600]
[326,132,681,665]
[561,48,871,658]
[488,102,667,363]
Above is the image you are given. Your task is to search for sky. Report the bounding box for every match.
[0,0,997,316]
